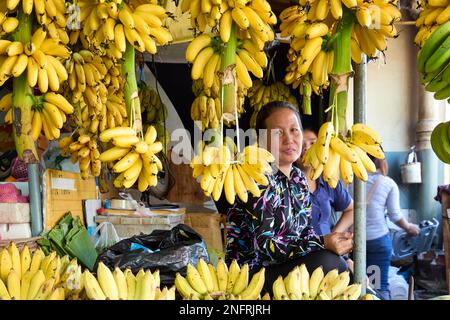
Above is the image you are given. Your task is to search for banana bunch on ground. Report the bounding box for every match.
[415,0,450,47]
[0,12,19,36]
[273,264,361,300]
[0,243,82,300]
[191,141,274,203]
[3,0,67,26]
[430,121,450,163]
[302,122,384,187]
[0,27,71,90]
[248,80,299,127]
[175,258,266,300]
[1,92,74,140]
[82,262,175,300]
[59,133,102,179]
[416,21,450,102]
[99,125,163,191]
[139,83,168,124]
[181,0,276,45]
[76,0,172,55]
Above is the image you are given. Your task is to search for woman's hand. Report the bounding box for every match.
[324,232,353,256]
[406,223,420,236]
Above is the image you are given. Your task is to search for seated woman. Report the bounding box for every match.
[224,101,353,293]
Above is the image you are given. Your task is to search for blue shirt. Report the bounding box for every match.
[310,176,352,236]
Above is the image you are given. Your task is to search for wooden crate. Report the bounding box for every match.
[0,236,41,252]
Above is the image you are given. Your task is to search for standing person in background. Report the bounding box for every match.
[297,127,354,236]
[365,156,420,300]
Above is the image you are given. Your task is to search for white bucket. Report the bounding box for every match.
[400,162,422,184]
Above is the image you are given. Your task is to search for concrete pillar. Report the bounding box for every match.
[415,87,442,223]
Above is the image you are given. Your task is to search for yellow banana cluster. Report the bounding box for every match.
[0,27,70,91]
[59,133,102,179]
[248,80,299,127]
[175,258,266,300]
[83,262,175,300]
[16,92,74,141]
[99,125,163,191]
[139,83,168,124]
[272,265,361,300]
[191,92,222,131]
[191,141,274,204]
[4,0,67,26]
[302,122,384,187]
[76,0,172,56]
[0,12,19,35]
[0,243,83,300]
[415,0,450,47]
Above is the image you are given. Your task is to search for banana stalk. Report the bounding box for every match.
[220,23,237,124]
[122,42,143,135]
[12,9,38,163]
[328,7,354,134]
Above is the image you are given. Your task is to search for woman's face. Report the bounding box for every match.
[263,108,303,168]
[301,129,318,158]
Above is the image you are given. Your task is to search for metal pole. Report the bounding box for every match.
[28,163,42,236]
[353,58,367,295]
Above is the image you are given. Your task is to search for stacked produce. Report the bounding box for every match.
[416,21,450,102]
[302,121,384,187]
[83,262,175,300]
[191,141,274,204]
[175,258,266,300]
[280,1,401,113]
[247,79,299,128]
[273,264,355,300]
[99,125,164,191]
[415,0,450,47]
[0,242,81,300]
[59,133,102,179]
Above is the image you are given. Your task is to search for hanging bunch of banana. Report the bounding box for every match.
[98,125,164,191]
[272,264,361,300]
[416,20,450,102]
[190,81,223,131]
[415,0,450,47]
[0,12,19,35]
[191,139,274,204]
[139,83,168,124]
[1,92,74,141]
[75,0,172,57]
[0,26,71,90]
[180,0,276,46]
[175,258,266,300]
[4,0,67,26]
[302,121,384,187]
[59,133,102,179]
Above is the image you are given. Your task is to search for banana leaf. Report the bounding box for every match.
[38,212,98,271]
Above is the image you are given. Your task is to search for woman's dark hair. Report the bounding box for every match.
[255,101,302,132]
[368,153,388,176]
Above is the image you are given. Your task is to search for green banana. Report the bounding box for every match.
[425,35,450,74]
[434,83,450,100]
[417,20,450,73]
[425,76,448,92]
[431,122,450,163]
[442,64,450,82]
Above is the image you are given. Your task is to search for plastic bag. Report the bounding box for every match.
[118,191,152,217]
[91,221,121,253]
[95,224,209,286]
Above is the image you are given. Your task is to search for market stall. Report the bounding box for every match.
[0,0,449,301]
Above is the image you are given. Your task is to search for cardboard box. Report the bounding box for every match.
[184,212,224,251]
[43,169,97,231]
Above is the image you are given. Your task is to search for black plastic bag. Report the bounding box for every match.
[95,224,209,286]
